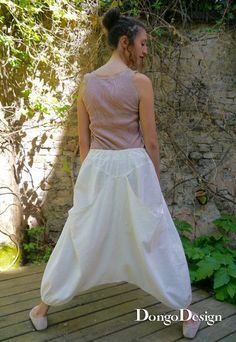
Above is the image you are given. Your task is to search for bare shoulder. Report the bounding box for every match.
[133,72,153,97]
[133,72,151,82]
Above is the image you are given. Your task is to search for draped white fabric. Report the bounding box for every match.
[41,148,192,309]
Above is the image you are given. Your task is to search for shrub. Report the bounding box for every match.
[174,213,236,305]
[22,226,54,264]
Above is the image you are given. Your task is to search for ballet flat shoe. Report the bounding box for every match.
[182,313,201,339]
[29,307,48,331]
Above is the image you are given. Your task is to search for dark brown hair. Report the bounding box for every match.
[102,7,146,49]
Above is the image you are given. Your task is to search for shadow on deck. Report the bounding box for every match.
[0,264,235,341]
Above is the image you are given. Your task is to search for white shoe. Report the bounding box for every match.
[182,312,201,339]
[29,307,48,331]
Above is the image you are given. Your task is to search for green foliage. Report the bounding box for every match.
[22,226,54,264]
[174,213,236,305]
[200,26,222,33]
[213,214,236,233]
[120,0,236,26]
[173,218,192,233]
[26,226,45,237]
[152,0,163,11]
[1,0,234,126]
[0,0,83,122]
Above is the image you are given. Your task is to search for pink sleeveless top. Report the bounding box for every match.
[81,68,145,150]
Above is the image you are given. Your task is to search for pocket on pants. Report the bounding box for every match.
[125,178,164,252]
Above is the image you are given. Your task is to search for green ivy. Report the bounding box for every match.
[174,213,236,305]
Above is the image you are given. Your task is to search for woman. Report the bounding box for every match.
[30,7,200,339]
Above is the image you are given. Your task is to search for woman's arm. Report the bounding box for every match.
[77,80,91,162]
[133,73,160,180]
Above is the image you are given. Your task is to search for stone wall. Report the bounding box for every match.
[20,27,236,241]
[13,110,80,242]
[149,26,236,238]
[0,25,235,243]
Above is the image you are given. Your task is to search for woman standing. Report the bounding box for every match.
[30,7,200,339]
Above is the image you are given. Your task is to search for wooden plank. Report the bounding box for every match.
[1,262,235,342]
[0,279,42,298]
[0,288,150,341]
[0,264,45,281]
[0,272,44,291]
[8,289,206,342]
[0,273,127,298]
[0,289,40,308]
[78,295,233,342]
[58,289,211,342]
[178,314,236,342]
[218,332,236,342]
[139,299,236,342]
[0,282,138,324]
[0,280,129,308]
[0,262,198,287]
[0,265,127,291]
[49,292,207,342]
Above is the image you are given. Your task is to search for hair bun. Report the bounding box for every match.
[102,7,121,31]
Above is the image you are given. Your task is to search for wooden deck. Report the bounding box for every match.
[0,264,235,342]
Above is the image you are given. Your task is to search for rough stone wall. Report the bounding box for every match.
[40,113,79,241]
[1,26,235,243]
[13,111,79,242]
[149,26,236,238]
[23,27,236,241]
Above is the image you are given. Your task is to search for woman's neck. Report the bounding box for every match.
[107,50,129,68]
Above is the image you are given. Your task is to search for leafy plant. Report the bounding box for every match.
[22,226,54,264]
[0,0,84,123]
[174,213,236,305]
[213,214,236,233]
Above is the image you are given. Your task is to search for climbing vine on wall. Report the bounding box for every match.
[0,0,96,256]
[102,0,236,26]
[0,0,87,122]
